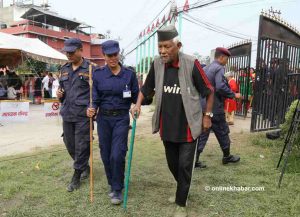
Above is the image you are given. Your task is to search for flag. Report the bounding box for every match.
[139,32,142,38]
[161,15,166,24]
[151,23,155,31]
[167,12,172,22]
[183,0,189,12]
[147,26,151,34]
[156,18,160,27]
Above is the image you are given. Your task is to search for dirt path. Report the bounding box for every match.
[0,104,251,157]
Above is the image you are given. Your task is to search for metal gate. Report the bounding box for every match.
[226,41,252,117]
[251,13,300,131]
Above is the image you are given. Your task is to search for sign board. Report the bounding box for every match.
[0,101,29,122]
[44,101,60,118]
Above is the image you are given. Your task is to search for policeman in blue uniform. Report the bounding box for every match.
[87,40,139,205]
[195,47,241,168]
[57,38,97,192]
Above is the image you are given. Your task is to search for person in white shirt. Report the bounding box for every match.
[7,86,17,99]
[42,71,50,99]
[52,74,59,98]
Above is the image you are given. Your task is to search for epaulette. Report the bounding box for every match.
[61,62,70,68]
[59,62,70,77]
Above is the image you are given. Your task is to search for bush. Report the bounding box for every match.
[280,100,300,149]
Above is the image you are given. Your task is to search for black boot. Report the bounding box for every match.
[194,152,207,169]
[67,169,82,192]
[80,165,90,181]
[195,161,207,169]
[222,148,240,164]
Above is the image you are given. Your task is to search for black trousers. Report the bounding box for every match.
[163,140,197,207]
[197,114,230,154]
[63,120,90,171]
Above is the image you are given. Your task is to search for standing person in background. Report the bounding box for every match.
[42,71,50,99]
[23,75,30,99]
[51,74,59,98]
[34,72,42,104]
[0,66,8,99]
[224,71,238,125]
[48,73,54,98]
[28,75,35,102]
[195,47,241,169]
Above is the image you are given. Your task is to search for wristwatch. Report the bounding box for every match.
[204,112,213,118]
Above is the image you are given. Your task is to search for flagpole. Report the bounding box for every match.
[152,31,156,59]
[139,35,143,79]
[136,38,139,73]
[142,36,146,82]
[147,35,151,73]
[178,12,182,40]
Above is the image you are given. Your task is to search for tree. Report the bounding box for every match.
[16,58,47,74]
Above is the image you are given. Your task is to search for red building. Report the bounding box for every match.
[0,7,105,66]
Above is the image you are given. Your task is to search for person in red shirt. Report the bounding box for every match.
[224,71,238,125]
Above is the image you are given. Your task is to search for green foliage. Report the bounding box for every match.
[280,100,300,149]
[26,59,47,74]
[16,59,47,74]
[251,133,282,147]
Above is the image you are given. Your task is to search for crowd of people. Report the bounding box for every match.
[0,66,59,102]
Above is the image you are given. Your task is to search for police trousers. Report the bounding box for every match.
[63,120,90,171]
[197,114,230,154]
[97,114,129,191]
[163,140,197,207]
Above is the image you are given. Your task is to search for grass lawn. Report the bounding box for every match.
[0,132,299,217]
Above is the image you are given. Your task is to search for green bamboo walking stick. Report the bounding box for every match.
[123,113,137,210]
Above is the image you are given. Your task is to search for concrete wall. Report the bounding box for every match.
[0,7,14,25]
[0,6,29,26]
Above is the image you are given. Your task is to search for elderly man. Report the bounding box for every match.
[131,25,214,217]
[195,48,241,169]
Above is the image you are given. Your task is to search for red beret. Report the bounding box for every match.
[216,47,231,56]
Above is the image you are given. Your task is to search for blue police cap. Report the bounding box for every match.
[62,38,82,52]
[102,40,120,55]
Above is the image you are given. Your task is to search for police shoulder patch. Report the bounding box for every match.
[61,72,69,77]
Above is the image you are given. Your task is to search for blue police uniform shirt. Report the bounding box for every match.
[59,58,97,121]
[92,64,139,116]
[201,60,235,114]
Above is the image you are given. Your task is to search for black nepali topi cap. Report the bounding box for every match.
[216,47,231,56]
[157,25,179,42]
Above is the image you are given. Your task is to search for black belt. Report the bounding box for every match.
[100,109,128,116]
